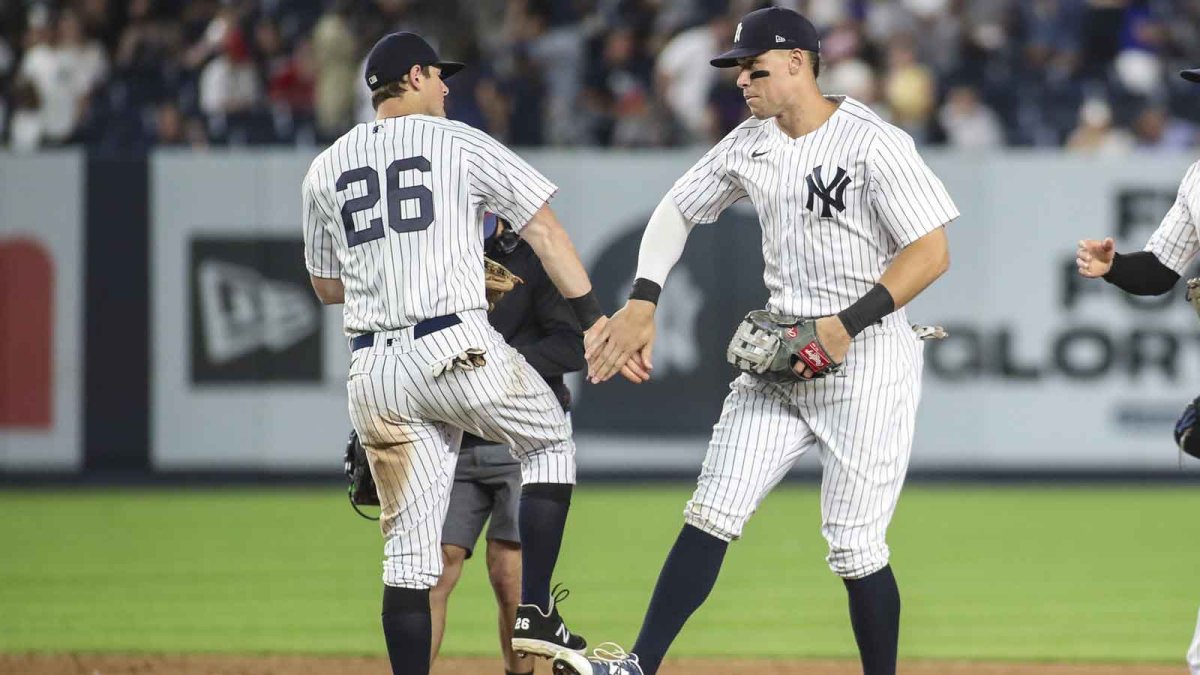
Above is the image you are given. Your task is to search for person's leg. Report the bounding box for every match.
[429,544,469,663]
[350,353,459,675]
[421,329,577,615]
[486,539,534,674]
[582,375,811,675]
[419,329,581,659]
[435,453,497,663]
[806,332,922,675]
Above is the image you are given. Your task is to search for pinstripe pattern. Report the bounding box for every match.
[304,115,573,589]
[302,114,557,334]
[670,96,958,323]
[347,313,575,588]
[670,96,955,579]
[687,329,923,578]
[1144,160,1200,275]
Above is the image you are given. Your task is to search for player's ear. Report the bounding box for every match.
[790,49,804,75]
[408,64,425,89]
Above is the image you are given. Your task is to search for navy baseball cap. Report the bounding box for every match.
[711,7,820,68]
[364,32,464,91]
[1182,68,1200,83]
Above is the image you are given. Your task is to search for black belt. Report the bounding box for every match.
[350,314,462,352]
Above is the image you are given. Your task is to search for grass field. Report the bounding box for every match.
[0,483,1196,666]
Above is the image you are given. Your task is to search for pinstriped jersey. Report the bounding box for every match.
[1145,160,1200,274]
[670,95,958,321]
[303,114,557,333]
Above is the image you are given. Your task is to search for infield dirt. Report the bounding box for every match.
[0,654,1183,674]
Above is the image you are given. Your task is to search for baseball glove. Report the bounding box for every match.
[1186,278,1200,320]
[484,256,522,312]
[727,310,842,382]
[344,429,380,521]
[1174,396,1200,460]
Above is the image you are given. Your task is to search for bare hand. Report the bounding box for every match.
[1076,237,1115,278]
[792,316,851,380]
[586,300,656,384]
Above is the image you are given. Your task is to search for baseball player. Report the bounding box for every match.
[302,32,607,675]
[557,8,956,675]
[430,213,585,675]
[1075,65,1200,675]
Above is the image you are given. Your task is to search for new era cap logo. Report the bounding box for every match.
[368,74,378,85]
[775,35,786,43]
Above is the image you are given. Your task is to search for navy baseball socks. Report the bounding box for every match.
[512,483,587,659]
[517,483,572,610]
[381,586,431,675]
[844,564,901,675]
[630,524,729,675]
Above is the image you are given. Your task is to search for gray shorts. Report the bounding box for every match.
[441,443,521,557]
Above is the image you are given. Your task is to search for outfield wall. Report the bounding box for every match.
[2,149,1199,474]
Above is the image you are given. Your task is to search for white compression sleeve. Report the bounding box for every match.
[634,194,695,286]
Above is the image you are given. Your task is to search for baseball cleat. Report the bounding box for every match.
[553,643,644,675]
[511,583,587,659]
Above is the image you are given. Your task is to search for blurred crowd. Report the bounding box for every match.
[3,0,1200,152]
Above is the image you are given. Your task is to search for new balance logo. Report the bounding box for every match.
[775,35,786,43]
[556,623,571,642]
[805,165,852,217]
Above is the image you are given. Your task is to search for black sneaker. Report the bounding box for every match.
[511,584,587,659]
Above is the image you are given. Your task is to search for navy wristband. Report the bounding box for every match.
[629,278,662,304]
[567,291,604,330]
[836,284,895,338]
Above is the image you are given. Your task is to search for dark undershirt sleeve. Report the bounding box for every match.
[1102,251,1180,296]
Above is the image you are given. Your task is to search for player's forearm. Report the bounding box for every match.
[878,226,950,309]
[521,205,592,298]
[634,195,694,287]
[521,204,603,328]
[1103,251,1179,295]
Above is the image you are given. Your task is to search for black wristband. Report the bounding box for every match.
[567,290,604,330]
[1102,251,1180,296]
[629,278,662,304]
[836,283,896,338]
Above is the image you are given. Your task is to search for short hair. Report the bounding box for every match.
[805,50,820,80]
[370,65,431,110]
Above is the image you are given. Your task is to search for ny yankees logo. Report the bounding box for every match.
[805,165,852,217]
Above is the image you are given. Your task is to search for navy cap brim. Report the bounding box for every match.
[436,61,465,79]
[1182,68,1200,83]
[710,46,767,68]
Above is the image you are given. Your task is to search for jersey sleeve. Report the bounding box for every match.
[462,127,558,232]
[668,131,747,224]
[302,170,342,278]
[868,127,959,247]
[1144,163,1200,274]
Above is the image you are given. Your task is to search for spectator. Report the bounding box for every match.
[1066,98,1134,155]
[656,11,732,143]
[198,24,261,125]
[1132,105,1196,151]
[8,78,44,151]
[19,9,108,145]
[311,0,357,139]
[582,24,662,146]
[882,37,936,139]
[938,85,1005,149]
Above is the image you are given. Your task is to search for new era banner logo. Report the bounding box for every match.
[190,238,323,383]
